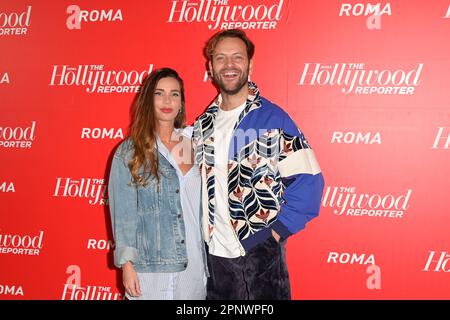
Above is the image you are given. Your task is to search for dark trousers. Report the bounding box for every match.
[206,236,291,300]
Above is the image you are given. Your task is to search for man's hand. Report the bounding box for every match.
[272,229,281,243]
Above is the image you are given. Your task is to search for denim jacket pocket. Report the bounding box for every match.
[137,173,160,213]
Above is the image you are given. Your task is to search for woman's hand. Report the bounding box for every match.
[122,261,142,297]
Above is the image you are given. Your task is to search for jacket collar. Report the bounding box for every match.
[202,81,263,129]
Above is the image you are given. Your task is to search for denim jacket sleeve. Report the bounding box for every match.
[108,142,139,268]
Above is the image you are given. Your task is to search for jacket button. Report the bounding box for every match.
[181,239,185,244]
[184,263,187,268]
[175,189,179,193]
[177,214,182,218]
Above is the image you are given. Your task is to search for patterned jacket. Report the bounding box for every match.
[193,82,324,252]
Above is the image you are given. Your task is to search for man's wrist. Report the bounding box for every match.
[272,229,281,242]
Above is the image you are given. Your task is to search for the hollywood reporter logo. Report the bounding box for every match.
[423,251,450,272]
[66,5,123,30]
[0,121,36,149]
[432,127,450,149]
[168,0,285,30]
[299,63,423,95]
[49,64,154,93]
[53,178,108,205]
[0,6,31,36]
[322,186,412,218]
[62,265,121,300]
[0,230,44,255]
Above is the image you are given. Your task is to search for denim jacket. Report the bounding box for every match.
[108,139,188,273]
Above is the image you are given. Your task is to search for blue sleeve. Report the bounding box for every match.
[271,114,325,239]
[272,173,324,238]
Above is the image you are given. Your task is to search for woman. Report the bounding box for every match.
[108,68,207,300]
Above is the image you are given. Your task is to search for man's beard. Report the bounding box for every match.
[212,68,249,95]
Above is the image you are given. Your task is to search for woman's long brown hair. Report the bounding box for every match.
[129,68,186,186]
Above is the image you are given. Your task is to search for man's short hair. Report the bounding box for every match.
[205,29,255,60]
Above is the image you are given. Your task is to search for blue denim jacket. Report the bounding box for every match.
[108,139,188,273]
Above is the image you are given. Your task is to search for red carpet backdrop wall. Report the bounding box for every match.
[1,0,449,300]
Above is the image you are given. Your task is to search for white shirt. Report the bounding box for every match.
[209,102,246,258]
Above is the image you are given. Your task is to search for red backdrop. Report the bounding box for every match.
[1,0,449,300]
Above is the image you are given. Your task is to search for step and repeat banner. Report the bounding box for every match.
[1,0,449,300]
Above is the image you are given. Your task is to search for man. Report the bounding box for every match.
[193,29,324,300]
